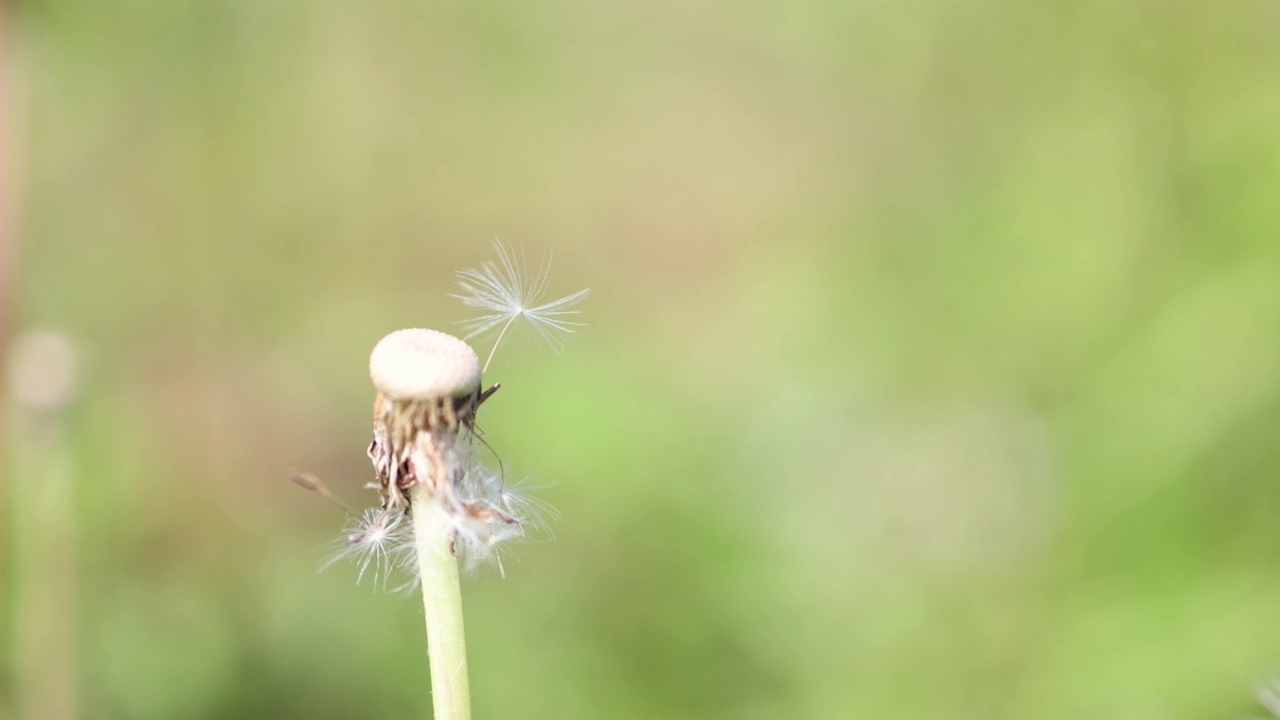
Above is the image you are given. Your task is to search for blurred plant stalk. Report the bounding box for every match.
[0,0,20,354]
[6,331,80,720]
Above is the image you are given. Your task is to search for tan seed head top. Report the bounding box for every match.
[369,328,481,401]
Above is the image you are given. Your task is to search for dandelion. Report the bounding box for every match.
[295,242,586,720]
[452,239,590,372]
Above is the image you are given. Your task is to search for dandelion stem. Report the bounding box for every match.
[481,312,520,375]
[411,482,472,720]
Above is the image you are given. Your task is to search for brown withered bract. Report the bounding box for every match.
[366,382,499,514]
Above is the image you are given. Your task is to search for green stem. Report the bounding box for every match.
[9,410,78,720]
[411,483,472,720]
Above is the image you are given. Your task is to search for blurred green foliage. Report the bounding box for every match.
[4,1,1280,718]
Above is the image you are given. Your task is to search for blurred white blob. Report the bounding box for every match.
[7,329,79,412]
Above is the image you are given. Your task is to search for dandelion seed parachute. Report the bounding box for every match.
[451,240,590,357]
[321,509,415,591]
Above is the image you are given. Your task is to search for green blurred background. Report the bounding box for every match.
[3,1,1280,718]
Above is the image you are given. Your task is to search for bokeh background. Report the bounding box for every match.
[3,1,1280,719]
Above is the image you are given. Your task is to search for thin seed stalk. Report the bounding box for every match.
[412,480,472,720]
[481,312,520,375]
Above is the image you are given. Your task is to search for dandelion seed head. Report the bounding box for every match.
[369,328,480,401]
[308,240,580,591]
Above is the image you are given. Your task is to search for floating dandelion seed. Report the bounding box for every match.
[452,239,590,372]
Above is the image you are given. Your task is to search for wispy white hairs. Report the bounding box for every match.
[452,240,590,373]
